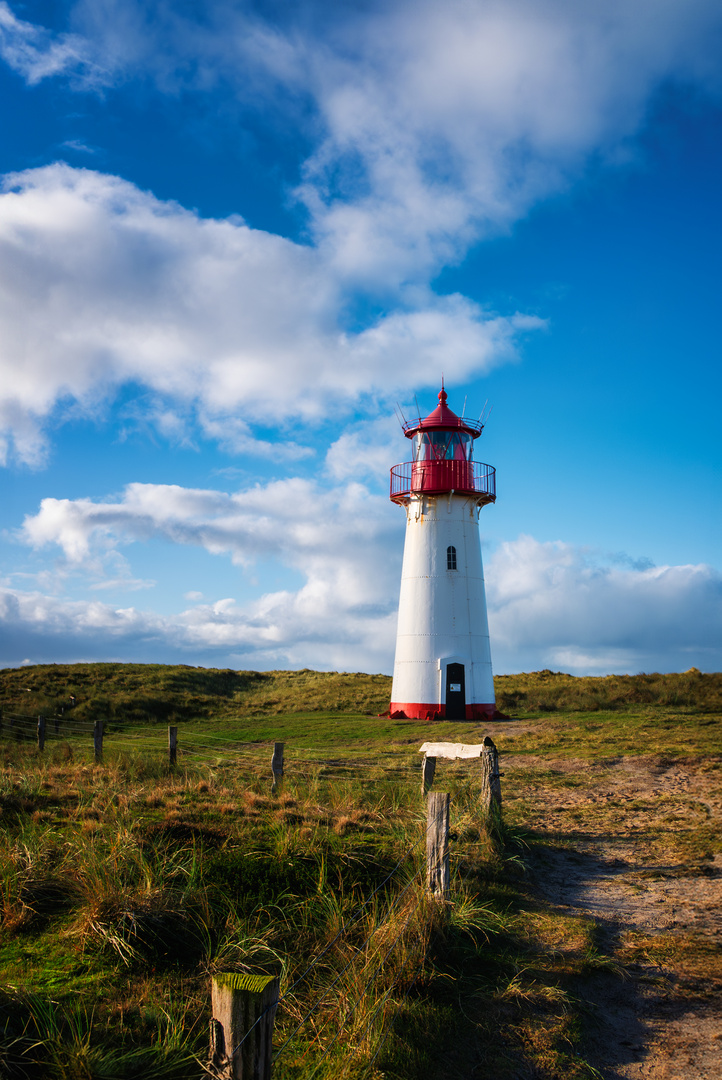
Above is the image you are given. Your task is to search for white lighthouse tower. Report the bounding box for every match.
[389,386,497,720]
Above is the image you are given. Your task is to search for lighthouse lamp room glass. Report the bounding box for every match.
[389,386,497,721]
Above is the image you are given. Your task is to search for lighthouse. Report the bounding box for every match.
[389,386,497,720]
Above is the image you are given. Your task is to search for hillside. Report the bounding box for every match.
[0,663,719,1076]
[0,663,720,725]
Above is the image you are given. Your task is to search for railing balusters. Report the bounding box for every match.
[390,460,495,502]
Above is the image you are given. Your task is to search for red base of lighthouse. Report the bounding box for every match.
[389,701,497,721]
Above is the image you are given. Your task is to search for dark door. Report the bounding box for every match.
[445,663,466,720]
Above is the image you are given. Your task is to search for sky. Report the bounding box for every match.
[0,0,721,677]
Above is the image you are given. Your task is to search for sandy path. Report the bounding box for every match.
[508,754,722,1079]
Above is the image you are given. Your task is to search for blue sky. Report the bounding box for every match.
[0,0,721,676]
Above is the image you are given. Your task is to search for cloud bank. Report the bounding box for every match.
[6,483,720,675]
[488,536,722,674]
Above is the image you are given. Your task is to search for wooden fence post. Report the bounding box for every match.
[271,742,284,795]
[93,720,103,763]
[168,726,178,766]
[37,715,46,751]
[480,736,502,827]
[421,754,436,793]
[426,791,450,899]
[210,972,280,1080]
[54,716,60,734]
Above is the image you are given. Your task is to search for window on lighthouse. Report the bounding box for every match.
[447,546,457,570]
[447,432,472,460]
[413,431,472,461]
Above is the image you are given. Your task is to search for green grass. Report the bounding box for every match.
[0,663,719,1078]
[495,667,722,714]
[2,663,721,732]
[0,665,393,727]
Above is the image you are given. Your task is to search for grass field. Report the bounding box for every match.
[0,664,720,1078]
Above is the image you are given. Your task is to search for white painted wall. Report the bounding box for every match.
[391,493,495,709]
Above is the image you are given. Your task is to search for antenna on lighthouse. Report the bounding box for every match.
[414,394,422,423]
[394,402,408,428]
[461,395,467,420]
[477,398,488,426]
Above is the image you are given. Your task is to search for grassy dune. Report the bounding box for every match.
[1,663,720,726]
[0,664,719,1078]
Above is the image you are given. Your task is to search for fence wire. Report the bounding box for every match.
[0,707,491,1076]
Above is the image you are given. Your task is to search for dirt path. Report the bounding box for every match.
[506,753,722,1079]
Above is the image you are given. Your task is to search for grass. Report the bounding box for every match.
[0,663,719,1077]
[2,663,721,730]
[0,665,393,727]
[495,667,722,714]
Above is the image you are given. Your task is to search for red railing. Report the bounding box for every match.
[390,460,496,503]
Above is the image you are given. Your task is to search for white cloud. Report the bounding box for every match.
[61,139,98,155]
[20,477,402,599]
[301,0,722,270]
[0,163,534,465]
[8,487,722,674]
[325,415,403,484]
[487,535,722,674]
[0,1,105,86]
[5,475,404,669]
[87,576,154,592]
[0,584,400,672]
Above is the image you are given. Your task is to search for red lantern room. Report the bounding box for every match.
[390,387,496,505]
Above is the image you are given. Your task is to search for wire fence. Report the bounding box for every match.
[0,711,423,787]
[0,705,500,1077]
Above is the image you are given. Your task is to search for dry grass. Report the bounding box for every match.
[3,662,720,732]
[0,664,719,1078]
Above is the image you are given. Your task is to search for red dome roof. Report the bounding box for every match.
[402,387,483,439]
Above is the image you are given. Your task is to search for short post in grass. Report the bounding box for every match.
[421,753,436,793]
[93,720,103,762]
[427,791,450,899]
[480,736,502,832]
[271,742,284,795]
[168,725,178,766]
[210,971,280,1080]
[37,715,46,751]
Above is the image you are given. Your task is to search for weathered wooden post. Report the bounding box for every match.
[37,715,46,751]
[209,972,280,1080]
[168,726,178,766]
[271,742,284,795]
[93,720,103,763]
[480,735,502,830]
[426,791,450,899]
[421,754,436,793]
